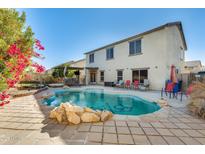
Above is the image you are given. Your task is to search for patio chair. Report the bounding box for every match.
[114,80,118,86]
[172,82,181,98]
[133,80,139,89]
[116,80,124,88]
[125,80,131,88]
[139,79,149,90]
[144,79,149,87]
[161,80,184,101]
[186,84,193,96]
[165,80,174,92]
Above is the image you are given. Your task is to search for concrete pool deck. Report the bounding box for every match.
[0,86,205,145]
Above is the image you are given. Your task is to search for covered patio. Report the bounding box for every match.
[51,66,85,86]
[85,67,99,85]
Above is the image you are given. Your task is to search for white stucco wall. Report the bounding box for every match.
[85,25,185,90]
[165,26,185,78]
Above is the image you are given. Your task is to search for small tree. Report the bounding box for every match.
[52,68,64,78]
[66,69,75,78]
[0,9,45,106]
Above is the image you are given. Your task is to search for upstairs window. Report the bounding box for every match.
[89,53,94,63]
[129,39,141,55]
[106,47,114,60]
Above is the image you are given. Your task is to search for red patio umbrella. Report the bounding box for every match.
[170,65,178,83]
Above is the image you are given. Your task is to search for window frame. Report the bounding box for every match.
[132,69,148,84]
[89,53,94,63]
[100,71,104,82]
[129,39,142,55]
[117,70,123,81]
[106,47,114,60]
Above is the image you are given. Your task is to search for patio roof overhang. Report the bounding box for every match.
[53,66,84,70]
[131,67,150,70]
[85,67,99,70]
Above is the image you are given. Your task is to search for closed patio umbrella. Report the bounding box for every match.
[170,65,178,83]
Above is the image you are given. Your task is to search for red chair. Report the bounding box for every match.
[166,82,174,92]
[133,80,139,89]
[186,84,193,96]
[165,82,174,98]
[125,80,131,88]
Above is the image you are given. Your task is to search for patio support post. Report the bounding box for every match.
[161,88,163,98]
[180,92,183,102]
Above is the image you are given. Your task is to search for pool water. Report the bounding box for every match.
[42,89,160,116]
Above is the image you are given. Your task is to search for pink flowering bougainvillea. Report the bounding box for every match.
[0,9,46,106]
[0,40,45,106]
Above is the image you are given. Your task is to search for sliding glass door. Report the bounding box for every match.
[132,69,148,83]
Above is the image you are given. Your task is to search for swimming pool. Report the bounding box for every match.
[42,89,160,116]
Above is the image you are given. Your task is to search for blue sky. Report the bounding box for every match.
[19,9,205,69]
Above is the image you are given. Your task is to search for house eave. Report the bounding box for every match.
[84,21,187,55]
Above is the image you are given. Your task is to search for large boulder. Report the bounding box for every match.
[55,108,67,123]
[49,107,57,119]
[61,102,72,109]
[50,105,67,123]
[100,111,113,122]
[66,111,81,125]
[64,104,84,116]
[96,110,102,117]
[84,107,96,113]
[81,112,100,123]
[49,102,113,124]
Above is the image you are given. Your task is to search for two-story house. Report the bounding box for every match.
[84,22,187,90]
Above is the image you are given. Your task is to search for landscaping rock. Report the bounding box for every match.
[84,107,96,113]
[64,104,84,116]
[100,111,113,122]
[67,111,81,125]
[96,110,102,116]
[49,102,113,124]
[81,112,100,123]
[61,102,72,109]
[55,105,67,123]
[49,107,57,119]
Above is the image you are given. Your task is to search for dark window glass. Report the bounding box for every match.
[89,53,94,63]
[100,71,104,82]
[106,48,114,60]
[106,50,109,59]
[132,69,148,83]
[132,70,139,82]
[139,70,148,83]
[135,40,141,53]
[129,41,135,55]
[129,39,141,55]
[110,48,113,58]
[117,70,123,81]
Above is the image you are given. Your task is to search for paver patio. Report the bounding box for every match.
[0,86,205,145]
